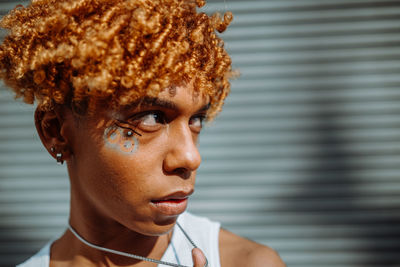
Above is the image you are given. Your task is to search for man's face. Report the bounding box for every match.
[66,84,209,236]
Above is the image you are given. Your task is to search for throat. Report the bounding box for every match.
[51,226,173,267]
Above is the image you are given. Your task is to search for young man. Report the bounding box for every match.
[0,0,285,266]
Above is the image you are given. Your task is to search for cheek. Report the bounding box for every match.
[99,127,160,192]
[104,126,139,155]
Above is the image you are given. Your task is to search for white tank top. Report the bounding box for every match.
[17,212,221,267]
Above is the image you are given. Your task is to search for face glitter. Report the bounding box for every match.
[104,126,139,154]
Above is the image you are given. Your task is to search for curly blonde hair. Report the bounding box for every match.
[0,0,234,119]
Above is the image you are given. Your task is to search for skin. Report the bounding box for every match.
[103,125,139,155]
[35,83,285,267]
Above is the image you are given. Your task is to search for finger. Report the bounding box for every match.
[192,248,207,267]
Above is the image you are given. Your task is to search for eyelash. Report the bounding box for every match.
[114,121,142,137]
[190,114,206,124]
[115,110,206,136]
[142,111,167,124]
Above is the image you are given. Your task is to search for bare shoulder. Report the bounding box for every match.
[219,228,286,267]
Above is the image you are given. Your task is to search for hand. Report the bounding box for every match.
[192,248,207,267]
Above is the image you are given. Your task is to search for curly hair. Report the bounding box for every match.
[0,0,234,119]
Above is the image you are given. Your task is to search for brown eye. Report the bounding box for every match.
[137,111,166,132]
[141,113,160,126]
[189,114,206,133]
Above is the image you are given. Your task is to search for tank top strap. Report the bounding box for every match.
[160,212,221,267]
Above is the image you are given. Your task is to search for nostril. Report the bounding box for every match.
[173,168,191,179]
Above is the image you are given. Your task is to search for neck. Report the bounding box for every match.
[51,219,172,267]
[50,196,172,267]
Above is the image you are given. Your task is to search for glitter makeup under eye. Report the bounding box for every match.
[109,131,118,142]
[124,141,132,148]
[103,126,139,154]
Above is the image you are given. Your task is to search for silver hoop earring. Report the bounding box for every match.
[56,152,64,165]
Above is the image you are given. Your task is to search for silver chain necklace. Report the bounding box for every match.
[68,222,208,267]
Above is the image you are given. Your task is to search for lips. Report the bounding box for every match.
[150,190,192,216]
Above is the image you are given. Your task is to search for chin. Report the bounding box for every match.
[151,215,180,234]
[125,215,179,237]
[138,224,175,237]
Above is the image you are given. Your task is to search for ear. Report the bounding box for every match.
[34,107,72,164]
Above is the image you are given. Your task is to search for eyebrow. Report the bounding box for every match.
[124,96,210,114]
[197,102,211,113]
[137,97,178,110]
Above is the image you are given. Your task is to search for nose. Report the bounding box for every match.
[163,121,202,176]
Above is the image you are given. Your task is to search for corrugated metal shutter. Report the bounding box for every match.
[1,0,400,266]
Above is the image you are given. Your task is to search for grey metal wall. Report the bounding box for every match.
[1,0,400,266]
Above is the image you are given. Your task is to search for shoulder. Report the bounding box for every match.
[219,228,285,267]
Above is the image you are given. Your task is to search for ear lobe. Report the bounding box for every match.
[34,107,71,162]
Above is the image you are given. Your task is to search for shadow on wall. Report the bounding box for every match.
[0,225,39,267]
[0,91,69,267]
[299,96,400,266]
[278,45,400,265]
[266,2,400,261]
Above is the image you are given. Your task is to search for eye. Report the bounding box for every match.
[113,124,142,138]
[141,112,165,126]
[189,114,206,133]
[135,111,167,132]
